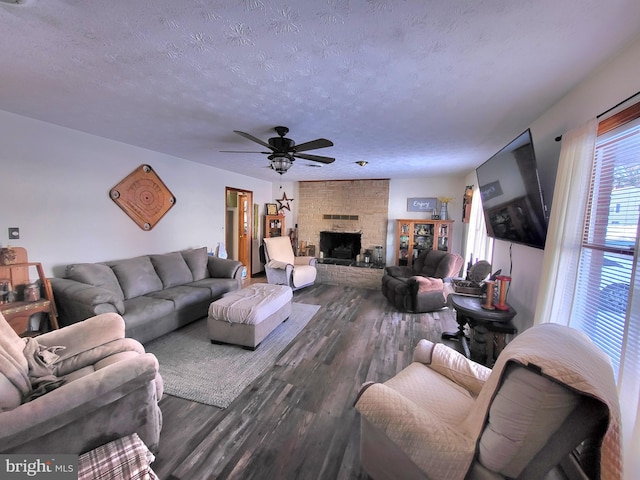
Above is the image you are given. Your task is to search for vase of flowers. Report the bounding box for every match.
[438,197,453,220]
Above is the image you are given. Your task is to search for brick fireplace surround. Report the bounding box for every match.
[297,180,390,289]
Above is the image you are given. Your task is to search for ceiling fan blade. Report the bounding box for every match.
[293,138,334,152]
[220,150,271,154]
[293,153,335,164]
[233,130,275,151]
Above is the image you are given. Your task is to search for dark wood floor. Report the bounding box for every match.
[152,281,459,480]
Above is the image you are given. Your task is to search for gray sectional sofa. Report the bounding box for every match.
[51,247,243,344]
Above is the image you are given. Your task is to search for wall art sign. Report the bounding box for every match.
[407,197,437,212]
[110,164,176,230]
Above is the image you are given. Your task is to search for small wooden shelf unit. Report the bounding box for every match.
[0,247,59,336]
[395,219,454,267]
[264,214,285,238]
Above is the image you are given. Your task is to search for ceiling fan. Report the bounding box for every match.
[221,126,335,174]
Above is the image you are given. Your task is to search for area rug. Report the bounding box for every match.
[145,302,320,408]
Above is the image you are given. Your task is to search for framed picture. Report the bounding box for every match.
[266,203,278,215]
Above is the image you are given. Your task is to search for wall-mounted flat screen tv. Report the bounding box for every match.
[476,129,548,249]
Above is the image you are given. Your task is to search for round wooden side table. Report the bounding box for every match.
[443,294,517,366]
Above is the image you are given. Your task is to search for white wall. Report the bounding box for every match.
[386,176,467,265]
[492,34,640,332]
[0,110,273,277]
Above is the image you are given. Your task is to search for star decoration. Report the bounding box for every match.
[276,192,293,212]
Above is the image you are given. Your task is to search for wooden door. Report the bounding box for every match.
[237,193,251,276]
[226,187,253,278]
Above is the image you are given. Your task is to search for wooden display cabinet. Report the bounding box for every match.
[264,214,285,238]
[0,247,59,336]
[395,219,454,267]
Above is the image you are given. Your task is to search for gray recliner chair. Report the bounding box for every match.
[381,249,463,312]
[262,236,317,290]
[0,311,163,455]
[355,323,622,480]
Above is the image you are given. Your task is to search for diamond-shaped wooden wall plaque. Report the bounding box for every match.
[109,164,176,230]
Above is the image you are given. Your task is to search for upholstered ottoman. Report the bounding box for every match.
[207,283,293,350]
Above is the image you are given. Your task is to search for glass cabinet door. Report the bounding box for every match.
[413,223,434,259]
[438,223,449,251]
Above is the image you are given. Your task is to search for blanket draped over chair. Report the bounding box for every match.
[465,324,622,480]
[355,323,622,480]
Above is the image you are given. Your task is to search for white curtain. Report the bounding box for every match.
[533,118,598,325]
[463,185,494,270]
[534,117,639,478]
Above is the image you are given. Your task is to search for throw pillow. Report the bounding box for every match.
[180,247,209,280]
[65,263,125,300]
[107,256,163,300]
[150,252,193,288]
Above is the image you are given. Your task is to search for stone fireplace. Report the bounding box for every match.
[297,179,389,268]
[297,179,390,279]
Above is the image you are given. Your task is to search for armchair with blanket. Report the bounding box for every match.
[382,249,463,312]
[354,323,622,480]
[261,236,317,290]
[0,311,163,455]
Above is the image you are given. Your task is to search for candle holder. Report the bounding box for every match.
[482,280,496,310]
[495,275,512,311]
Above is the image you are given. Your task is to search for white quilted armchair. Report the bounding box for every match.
[355,323,622,480]
[262,236,317,290]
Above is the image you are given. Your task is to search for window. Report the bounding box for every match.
[463,185,494,274]
[569,105,640,381]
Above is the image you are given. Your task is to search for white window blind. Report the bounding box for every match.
[570,115,640,379]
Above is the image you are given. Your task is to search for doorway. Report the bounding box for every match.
[225,187,253,278]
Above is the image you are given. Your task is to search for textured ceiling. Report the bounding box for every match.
[1,0,639,182]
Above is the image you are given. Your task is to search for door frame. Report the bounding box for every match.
[225,187,253,278]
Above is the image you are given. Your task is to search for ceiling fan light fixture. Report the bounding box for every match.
[269,154,293,175]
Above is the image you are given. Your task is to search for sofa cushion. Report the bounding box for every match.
[150,252,193,288]
[180,247,209,281]
[146,285,211,310]
[107,256,163,300]
[65,263,125,300]
[188,278,240,299]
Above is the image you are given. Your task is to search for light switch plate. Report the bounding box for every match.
[8,227,19,240]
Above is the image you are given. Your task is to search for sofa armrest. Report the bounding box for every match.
[51,278,124,320]
[355,382,476,478]
[38,314,148,375]
[207,256,243,279]
[0,353,160,451]
[385,265,415,277]
[267,259,291,270]
[413,339,490,396]
[38,313,125,354]
[407,275,443,293]
[294,256,317,266]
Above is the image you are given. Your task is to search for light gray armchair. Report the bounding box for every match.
[262,236,317,290]
[0,311,163,454]
[355,323,622,480]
